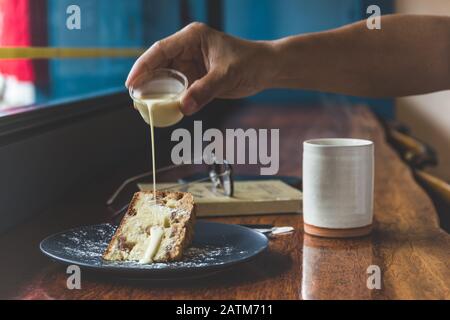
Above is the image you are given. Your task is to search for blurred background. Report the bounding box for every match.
[0,0,448,181]
[0,0,392,113]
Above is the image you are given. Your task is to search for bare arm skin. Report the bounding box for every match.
[126,15,450,115]
[270,14,450,98]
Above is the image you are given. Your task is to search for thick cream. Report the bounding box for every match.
[134,93,184,201]
[139,226,165,264]
[134,93,183,128]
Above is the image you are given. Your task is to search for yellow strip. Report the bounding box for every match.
[0,47,144,59]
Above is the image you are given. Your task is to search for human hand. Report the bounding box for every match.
[126,22,275,115]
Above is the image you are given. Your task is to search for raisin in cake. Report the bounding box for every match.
[103,191,195,263]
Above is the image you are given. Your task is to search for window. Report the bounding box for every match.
[0,0,393,118]
[0,0,185,117]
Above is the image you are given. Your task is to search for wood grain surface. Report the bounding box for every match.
[0,104,448,300]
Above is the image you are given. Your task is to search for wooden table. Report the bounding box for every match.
[0,104,449,300]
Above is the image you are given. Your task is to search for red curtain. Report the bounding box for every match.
[0,0,35,82]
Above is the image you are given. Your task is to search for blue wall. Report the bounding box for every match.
[46,0,181,100]
[225,0,363,39]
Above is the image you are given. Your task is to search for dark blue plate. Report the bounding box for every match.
[40,221,268,279]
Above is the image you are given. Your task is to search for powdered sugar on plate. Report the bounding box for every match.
[40,221,268,279]
[52,223,247,269]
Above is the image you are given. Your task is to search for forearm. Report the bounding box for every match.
[266,14,450,97]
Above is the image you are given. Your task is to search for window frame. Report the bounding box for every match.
[0,89,130,146]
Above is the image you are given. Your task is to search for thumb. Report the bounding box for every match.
[181,71,224,115]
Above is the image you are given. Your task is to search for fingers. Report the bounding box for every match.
[181,70,225,115]
[125,42,168,88]
[125,23,205,88]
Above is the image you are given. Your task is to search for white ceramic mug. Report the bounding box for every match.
[302,138,374,238]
